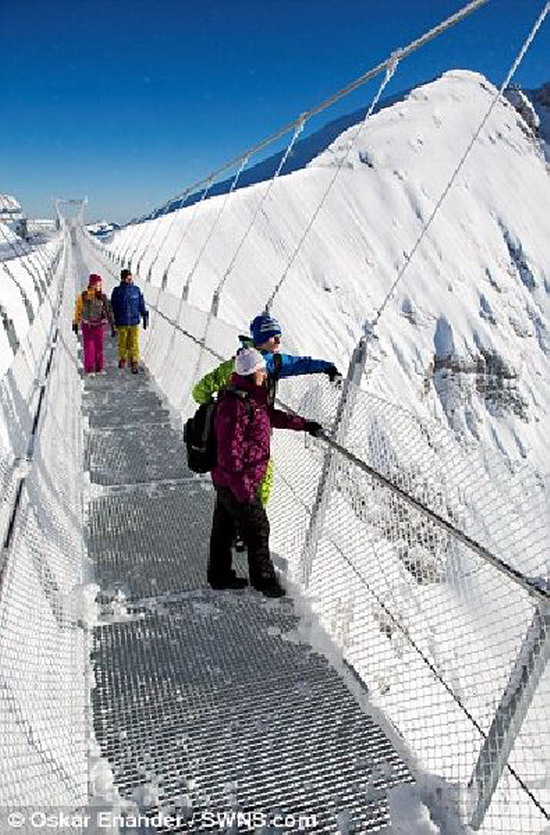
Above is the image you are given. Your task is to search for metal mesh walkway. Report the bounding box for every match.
[84,338,413,832]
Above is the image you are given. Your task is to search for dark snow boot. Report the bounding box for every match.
[253,579,286,598]
[209,576,249,591]
[131,361,139,374]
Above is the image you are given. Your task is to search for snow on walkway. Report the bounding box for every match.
[78,257,414,832]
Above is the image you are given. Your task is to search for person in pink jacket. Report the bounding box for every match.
[209,347,322,597]
[72,274,115,374]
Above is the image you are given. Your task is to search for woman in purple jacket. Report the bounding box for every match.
[209,348,322,597]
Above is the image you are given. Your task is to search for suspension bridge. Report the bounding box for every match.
[1,1,549,832]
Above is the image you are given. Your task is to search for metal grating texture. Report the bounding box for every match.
[81,308,414,833]
[92,594,412,833]
[87,482,214,599]
[85,420,190,486]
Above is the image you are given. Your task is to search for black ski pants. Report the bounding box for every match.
[208,486,275,587]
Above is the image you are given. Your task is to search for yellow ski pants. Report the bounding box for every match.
[117,325,140,362]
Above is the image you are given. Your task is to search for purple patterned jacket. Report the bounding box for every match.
[212,374,307,503]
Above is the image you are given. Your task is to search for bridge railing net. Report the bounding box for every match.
[88,235,549,833]
[0,236,88,807]
[271,375,549,835]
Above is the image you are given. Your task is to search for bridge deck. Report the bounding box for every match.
[84,311,412,833]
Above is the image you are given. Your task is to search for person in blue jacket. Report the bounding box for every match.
[110,269,149,373]
[192,312,341,506]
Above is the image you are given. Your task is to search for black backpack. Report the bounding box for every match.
[183,388,253,474]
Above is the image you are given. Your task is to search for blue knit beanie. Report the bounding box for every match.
[250,314,282,345]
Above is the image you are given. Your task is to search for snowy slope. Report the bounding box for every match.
[136,88,411,222]
[108,70,550,484]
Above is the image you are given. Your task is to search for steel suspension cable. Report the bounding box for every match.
[164,179,214,297]
[265,53,401,311]
[127,218,157,276]
[144,177,216,351]
[120,205,156,267]
[182,155,250,300]
[369,0,550,337]
[142,0,488,225]
[210,118,306,315]
[146,193,190,285]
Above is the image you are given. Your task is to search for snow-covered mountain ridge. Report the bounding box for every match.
[131,79,550,225]
[301,70,549,469]
[108,69,550,482]
[526,81,550,160]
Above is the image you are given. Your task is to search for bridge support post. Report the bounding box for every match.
[299,330,371,588]
[467,600,550,830]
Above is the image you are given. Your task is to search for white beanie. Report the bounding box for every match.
[234,348,266,376]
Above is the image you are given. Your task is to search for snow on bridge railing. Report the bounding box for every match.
[0,226,89,808]
[0,223,65,369]
[86,229,550,833]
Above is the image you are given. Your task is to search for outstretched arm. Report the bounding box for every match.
[267,352,335,378]
[269,407,308,431]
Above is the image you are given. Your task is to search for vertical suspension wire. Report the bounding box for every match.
[264,52,401,312]
[134,198,183,280]
[146,193,190,285]
[0,216,49,284]
[0,222,48,310]
[164,179,214,298]
[181,154,250,302]
[122,211,151,270]
[210,117,306,315]
[152,158,248,391]
[0,260,22,354]
[129,216,158,278]
[367,0,550,350]
[143,179,214,349]
[177,152,256,407]
[0,216,66,368]
[118,214,144,265]
[0,242,36,326]
[0,235,36,329]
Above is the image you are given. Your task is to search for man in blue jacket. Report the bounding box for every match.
[192,312,341,507]
[110,269,149,373]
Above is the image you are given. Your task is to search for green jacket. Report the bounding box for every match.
[192,358,235,405]
[193,340,333,505]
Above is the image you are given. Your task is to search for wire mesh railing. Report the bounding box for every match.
[0,228,88,810]
[269,377,549,834]
[86,228,550,832]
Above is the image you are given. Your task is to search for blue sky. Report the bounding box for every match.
[1,0,548,223]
